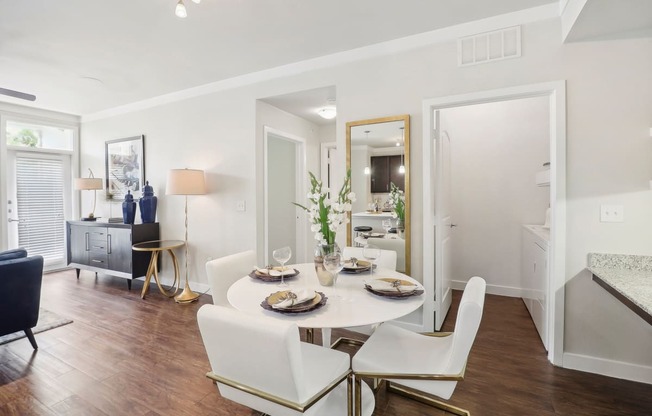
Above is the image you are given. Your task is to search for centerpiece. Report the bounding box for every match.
[294,171,355,286]
[389,182,405,238]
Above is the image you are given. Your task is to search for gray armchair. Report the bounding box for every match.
[0,248,44,349]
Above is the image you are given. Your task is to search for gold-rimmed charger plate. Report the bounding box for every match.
[261,291,327,314]
[248,268,300,282]
[364,278,423,299]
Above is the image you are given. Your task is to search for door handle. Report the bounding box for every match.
[450,224,458,228]
[7,218,23,223]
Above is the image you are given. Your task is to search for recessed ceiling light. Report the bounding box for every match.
[176,0,188,18]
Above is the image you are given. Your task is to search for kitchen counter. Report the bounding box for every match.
[523,224,550,243]
[587,253,652,325]
[352,211,394,218]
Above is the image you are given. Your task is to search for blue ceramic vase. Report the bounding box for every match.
[139,181,157,223]
[122,190,136,224]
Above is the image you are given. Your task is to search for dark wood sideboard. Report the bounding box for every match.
[66,221,160,289]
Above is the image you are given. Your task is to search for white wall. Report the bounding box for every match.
[443,96,550,294]
[79,18,652,378]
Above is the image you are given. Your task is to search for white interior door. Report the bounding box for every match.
[7,150,71,270]
[435,127,453,329]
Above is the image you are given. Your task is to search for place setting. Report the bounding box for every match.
[364,278,424,299]
[260,288,328,314]
[249,246,300,283]
[341,257,376,274]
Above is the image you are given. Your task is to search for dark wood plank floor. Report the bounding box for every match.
[1,270,651,415]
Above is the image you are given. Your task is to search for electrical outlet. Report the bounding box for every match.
[236,200,246,212]
[600,205,624,223]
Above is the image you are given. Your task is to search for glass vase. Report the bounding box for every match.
[396,218,405,239]
[314,242,340,286]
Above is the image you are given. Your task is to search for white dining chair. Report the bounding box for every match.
[205,250,256,307]
[342,246,397,271]
[352,276,487,416]
[369,238,405,273]
[197,304,376,416]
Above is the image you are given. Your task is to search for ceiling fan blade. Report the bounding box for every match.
[0,87,36,101]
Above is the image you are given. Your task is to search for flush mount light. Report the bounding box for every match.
[364,167,371,175]
[317,99,337,120]
[175,0,187,18]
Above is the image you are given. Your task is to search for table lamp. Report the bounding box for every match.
[74,169,103,221]
[166,168,206,303]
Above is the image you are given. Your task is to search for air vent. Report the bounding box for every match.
[458,26,521,67]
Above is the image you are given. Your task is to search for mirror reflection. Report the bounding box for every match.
[346,115,410,275]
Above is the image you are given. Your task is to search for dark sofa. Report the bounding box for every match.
[0,248,44,349]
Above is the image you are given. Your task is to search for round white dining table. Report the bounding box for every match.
[227,262,425,347]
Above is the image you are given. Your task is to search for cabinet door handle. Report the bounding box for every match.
[85,232,90,251]
[91,259,104,264]
[107,234,112,254]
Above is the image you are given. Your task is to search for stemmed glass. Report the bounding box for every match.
[363,244,381,279]
[272,246,292,287]
[382,219,392,236]
[323,251,345,300]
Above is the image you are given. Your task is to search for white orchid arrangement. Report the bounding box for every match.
[389,182,405,222]
[294,170,355,245]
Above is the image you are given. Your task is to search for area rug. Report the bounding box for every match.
[0,308,73,346]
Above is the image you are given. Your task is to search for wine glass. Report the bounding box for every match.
[363,244,381,279]
[272,246,292,287]
[382,219,392,236]
[323,251,345,299]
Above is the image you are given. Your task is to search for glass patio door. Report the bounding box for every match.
[7,151,72,270]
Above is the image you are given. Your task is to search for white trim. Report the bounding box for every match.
[451,279,526,298]
[0,102,80,123]
[563,352,652,385]
[263,127,307,265]
[422,81,567,366]
[81,4,558,122]
[560,0,588,42]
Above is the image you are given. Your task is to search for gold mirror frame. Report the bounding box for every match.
[346,114,410,275]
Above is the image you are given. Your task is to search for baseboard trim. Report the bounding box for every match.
[563,352,652,385]
[452,279,524,298]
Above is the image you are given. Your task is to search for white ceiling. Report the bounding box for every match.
[564,0,652,42]
[0,0,554,116]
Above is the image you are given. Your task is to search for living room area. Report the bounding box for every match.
[1,1,652,415]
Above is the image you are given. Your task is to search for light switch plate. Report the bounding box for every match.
[600,205,624,222]
[236,200,246,212]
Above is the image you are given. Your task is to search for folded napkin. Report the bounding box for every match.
[271,289,316,309]
[367,279,417,293]
[255,266,294,277]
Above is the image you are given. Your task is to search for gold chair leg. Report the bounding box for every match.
[354,375,362,416]
[347,373,353,416]
[387,382,470,416]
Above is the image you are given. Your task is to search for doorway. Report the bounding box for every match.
[264,127,307,265]
[423,81,567,365]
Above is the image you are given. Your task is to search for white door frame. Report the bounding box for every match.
[422,81,566,366]
[320,141,337,190]
[263,126,307,265]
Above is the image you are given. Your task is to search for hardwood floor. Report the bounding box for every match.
[1,270,650,415]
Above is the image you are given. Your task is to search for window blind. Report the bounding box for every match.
[16,156,65,263]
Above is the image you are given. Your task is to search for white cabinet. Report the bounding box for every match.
[521,225,549,350]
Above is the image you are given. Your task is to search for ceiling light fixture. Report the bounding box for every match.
[175,0,188,18]
[317,98,337,120]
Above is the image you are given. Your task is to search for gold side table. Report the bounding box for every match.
[132,240,185,299]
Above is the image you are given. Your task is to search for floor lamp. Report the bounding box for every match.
[74,169,103,221]
[166,168,206,303]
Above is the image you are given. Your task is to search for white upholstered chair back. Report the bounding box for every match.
[447,276,486,375]
[369,238,405,273]
[342,246,397,271]
[197,304,307,403]
[205,250,256,307]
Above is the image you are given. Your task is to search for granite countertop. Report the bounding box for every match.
[587,253,652,325]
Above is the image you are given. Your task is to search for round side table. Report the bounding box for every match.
[132,240,185,299]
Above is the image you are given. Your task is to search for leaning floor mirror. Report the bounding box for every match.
[346,114,410,275]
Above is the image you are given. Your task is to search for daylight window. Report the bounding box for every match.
[6,120,74,151]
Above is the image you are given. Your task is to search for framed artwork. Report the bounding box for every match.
[105,135,145,200]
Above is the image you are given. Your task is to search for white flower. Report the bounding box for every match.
[391,212,397,219]
[342,203,352,211]
[314,232,323,241]
[311,224,321,232]
[347,192,356,201]
[323,198,331,207]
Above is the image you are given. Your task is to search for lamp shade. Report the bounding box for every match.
[74,177,103,190]
[166,169,206,195]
